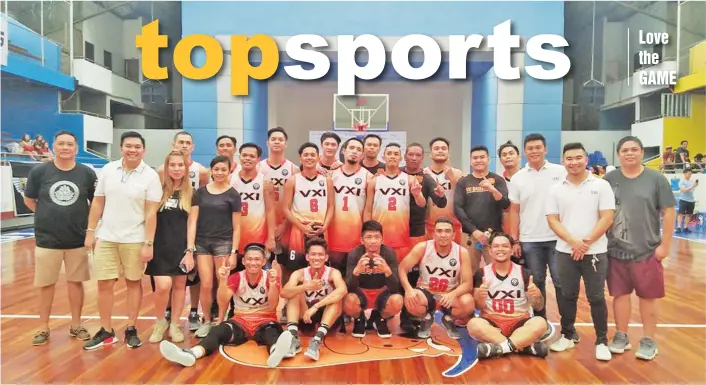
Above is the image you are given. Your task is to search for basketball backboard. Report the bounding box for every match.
[333,94,389,131]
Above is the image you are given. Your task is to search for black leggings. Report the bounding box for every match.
[198,320,282,356]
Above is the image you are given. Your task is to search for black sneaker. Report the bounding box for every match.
[477,342,504,359]
[519,341,549,358]
[374,317,392,338]
[352,316,366,338]
[125,326,142,349]
[365,310,379,330]
[165,308,172,323]
[83,327,117,350]
[188,310,200,331]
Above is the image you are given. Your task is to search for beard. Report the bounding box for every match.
[346,158,358,165]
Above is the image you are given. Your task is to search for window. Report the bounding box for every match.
[85,41,94,61]
[662,93,691,118]
[104,50,112,71]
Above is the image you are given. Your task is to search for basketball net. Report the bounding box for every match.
[353,122,368,132]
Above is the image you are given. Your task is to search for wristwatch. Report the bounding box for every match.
[144,240,154,246]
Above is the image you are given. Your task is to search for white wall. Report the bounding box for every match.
[631,118,664,148]
[122,18,143,81]
[81,2,125,74]
[113,114,146,130]
[267,81,470,166]
[112,75,144,108]
[562,130,631,166]
[112,129,181,167]
[73,58,112,94]
[83,115,114,145]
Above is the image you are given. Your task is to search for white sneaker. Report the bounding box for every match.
[550,335,575,352]
[596,343,612,361]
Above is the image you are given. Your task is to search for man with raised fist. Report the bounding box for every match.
[158,244,291,368]
[278,237,348,362]
[467,232,550,359]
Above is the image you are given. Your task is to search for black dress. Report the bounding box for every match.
[146,191,189,276]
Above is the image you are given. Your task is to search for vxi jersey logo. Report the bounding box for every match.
[136,20,571,96]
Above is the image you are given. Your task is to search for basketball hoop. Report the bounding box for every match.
[353,122,368,132]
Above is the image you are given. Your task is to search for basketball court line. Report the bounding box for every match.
[672,234,706,244]
[1,314,704,328]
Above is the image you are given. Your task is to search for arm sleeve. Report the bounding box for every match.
[473,269,484,288]
[24,167,41,199]
[383,246,400,293]
[423,174,447,208]
[86,168,98,203]
[345,248,362,291]
[494,176,510,210]
[598,181,616,211]
[227,272,240,292]
[230,189,242,212]
[656,173,677,209]
[545,188,560,215]
[94,167,107,197]
[508,178,519,204]
[454,178,477,234]
[146,174,162,202]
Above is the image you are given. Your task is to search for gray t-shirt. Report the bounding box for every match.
[603,168,676,261]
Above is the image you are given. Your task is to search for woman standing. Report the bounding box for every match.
[188,155,242,338]
[147,150,196,343]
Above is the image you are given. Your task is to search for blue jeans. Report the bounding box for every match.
[521,241,562,320]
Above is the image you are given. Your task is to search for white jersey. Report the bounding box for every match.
[292,173,328,224]
[231,172,268,248]
[259,159,297,225]
[418,240,463,294]
[303,266,335,305]
[328,167,370,252]
[372,172,411,248]
[189,161,203,188]
[230,270,271,314]
[481,263,530,318]
[423,166,461,228]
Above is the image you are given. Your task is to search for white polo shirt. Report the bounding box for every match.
[546,172,616,254]
[508,161,567,242]
[95,159,162,243]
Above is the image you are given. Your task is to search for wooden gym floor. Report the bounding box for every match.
[1,235,705,384]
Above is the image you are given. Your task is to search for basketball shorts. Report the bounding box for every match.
[416,287,450,313]
[276,248,308,272]
[483,315,530,337]
[301,301,343,329]
[355,287,392,311]
[232,312,279,338]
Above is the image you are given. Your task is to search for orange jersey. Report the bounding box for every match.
[258,159,297,225]
[231,173,268,249]
[328,167,370,252]
[423,166,462,229]
[373,172,411,248]
[289,173,329,253]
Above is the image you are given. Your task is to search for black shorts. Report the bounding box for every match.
[195,238,232,257]
[276,248,308,272]
[299,302,343,329]
[416,287,452,314]
[225,319,283,345]
[355,287,392,311]
[679,200,696,215]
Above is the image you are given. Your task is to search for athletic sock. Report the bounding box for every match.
[499,339,516,354]
[287,322,299,335]
[190,346,205,359]
[313,324,329,341]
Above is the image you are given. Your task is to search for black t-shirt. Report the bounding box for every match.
[675,148,690,164]
[362,161,385,176]
[473,265,532,290]
[193,186,241,242]
[24,162,97,249]
[345,244,400,293]
[402,168,448,237]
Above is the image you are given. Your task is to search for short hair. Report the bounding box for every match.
[616,136,643,152]
[681,140,688,145]
[210,155,232,170]
[120,131,145,147]
[243,243,266,257]
[406,142,424,154]
[385,142,401,151]
[216,135,236,147]
[174,131,193,141]
[488,231,514,245]
[429,137,450,149]
[239,142,262,157]
[470,145,489,156]
[683,168,693,174]
[298,142,319,155]
[361,220,383,235]
[268,127,288,140]
[497,141,519,157]
[523,133,546,148]
[342,137,364,150]
[434,216,455,228]
[54,130,77,142]
[562,142,586,155]
[305,237,327,253]
[363,133,382,146]
[320,132,341,145]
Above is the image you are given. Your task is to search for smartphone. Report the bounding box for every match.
[179,263,189,273]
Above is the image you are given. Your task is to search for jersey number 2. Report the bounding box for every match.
[388,196,397,211]
[429,277,449,292]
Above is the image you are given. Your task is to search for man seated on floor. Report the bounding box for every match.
[467,232,549,359]
[277,237,348,361]
[398,217,475,339]
[158,244,292,368]
[343,220,404,338]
